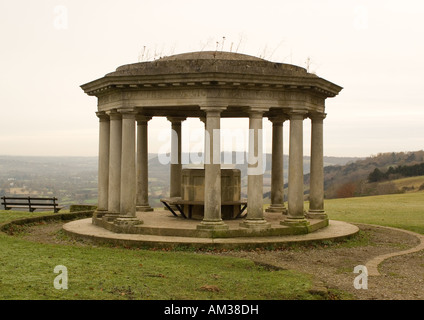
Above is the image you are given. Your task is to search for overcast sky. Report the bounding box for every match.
[0,0,423,158]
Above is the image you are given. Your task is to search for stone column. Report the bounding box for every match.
[266,115,288,214]
[96,112,110,214]
[282,111,309,227]
[119,110,137,217]
[136,115,153,212]
[197,108,228,231]
[308,112,327,219]
[167,117,186,199]
[241,108,270,229]
[107,110,122,214]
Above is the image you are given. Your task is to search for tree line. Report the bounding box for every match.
[368,162,424,182]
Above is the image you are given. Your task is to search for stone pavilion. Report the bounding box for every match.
[80,51,342,238]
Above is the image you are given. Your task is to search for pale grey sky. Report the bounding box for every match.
[0,0,423,157]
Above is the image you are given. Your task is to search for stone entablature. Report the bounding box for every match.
[93,88,327,117]
[81,51,340,118]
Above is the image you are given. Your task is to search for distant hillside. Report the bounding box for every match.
[0,156,98,206]
[0,153,359,208]
[6,152,418,206]
[309,150,424,199]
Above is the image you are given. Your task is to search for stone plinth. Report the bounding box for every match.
[85,210,339,243]
[181,168,242,220]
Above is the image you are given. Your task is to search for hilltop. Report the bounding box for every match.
[310,150,424,199]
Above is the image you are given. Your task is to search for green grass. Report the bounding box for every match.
[321,191,424,234]
[2,191,423,300]
[0,210,60,224]
[0,211,319,300]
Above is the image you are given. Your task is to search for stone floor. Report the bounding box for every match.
[63,210,359,249]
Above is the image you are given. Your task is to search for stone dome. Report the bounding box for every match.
[81,50,342,100]
[107,51,310,77]
[158,51,266,62]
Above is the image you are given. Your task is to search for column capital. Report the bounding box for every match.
[96,111,110,122]
[106,109,122,121]
[118,108,137,119]
[268,114,289,124]
[247,106,269,116]
[288,110,308,120]
[167,116,187,124]
[200,106,226,115]
[309,112,327,121]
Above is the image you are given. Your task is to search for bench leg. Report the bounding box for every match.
[188,205,192,219]
[175,204,187,219]
[160,201,178,217]
[236,204,248,219]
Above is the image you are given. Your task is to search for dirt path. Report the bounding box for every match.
[212,224,424,300]
[17,221,424,300]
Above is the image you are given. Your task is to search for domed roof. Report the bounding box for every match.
[108,51,309,77]
[81,50,342,100]
[158,51,266,62]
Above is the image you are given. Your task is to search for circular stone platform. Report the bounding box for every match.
[63,210,359,249]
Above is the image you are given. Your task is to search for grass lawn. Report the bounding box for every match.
[1,191,422,300]
[321,191,424,234]
[0,211,318,300]
[0,210,59,225]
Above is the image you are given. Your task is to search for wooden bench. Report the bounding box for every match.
[160,197,247,219]
[1,196,64,213]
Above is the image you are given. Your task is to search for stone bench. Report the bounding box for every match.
[160,197,247,219]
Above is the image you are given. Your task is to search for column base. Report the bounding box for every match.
[196,220,229,231]
[240,219,271,230]
[136,205,154,212]
[93,209,108,219]
[101,213,121,222]
[265,205,288,214]
[280,217,310,227]
[113,216,144,227]
[307,210,328,220]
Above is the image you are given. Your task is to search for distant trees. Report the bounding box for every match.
[368,168,384,183]
[323,151,424,199]
[367,162,424,182]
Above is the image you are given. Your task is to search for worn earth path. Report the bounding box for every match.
[18,221,424,300]
[212,223,424,300]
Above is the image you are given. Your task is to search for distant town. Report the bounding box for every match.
[2,151,422,210]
